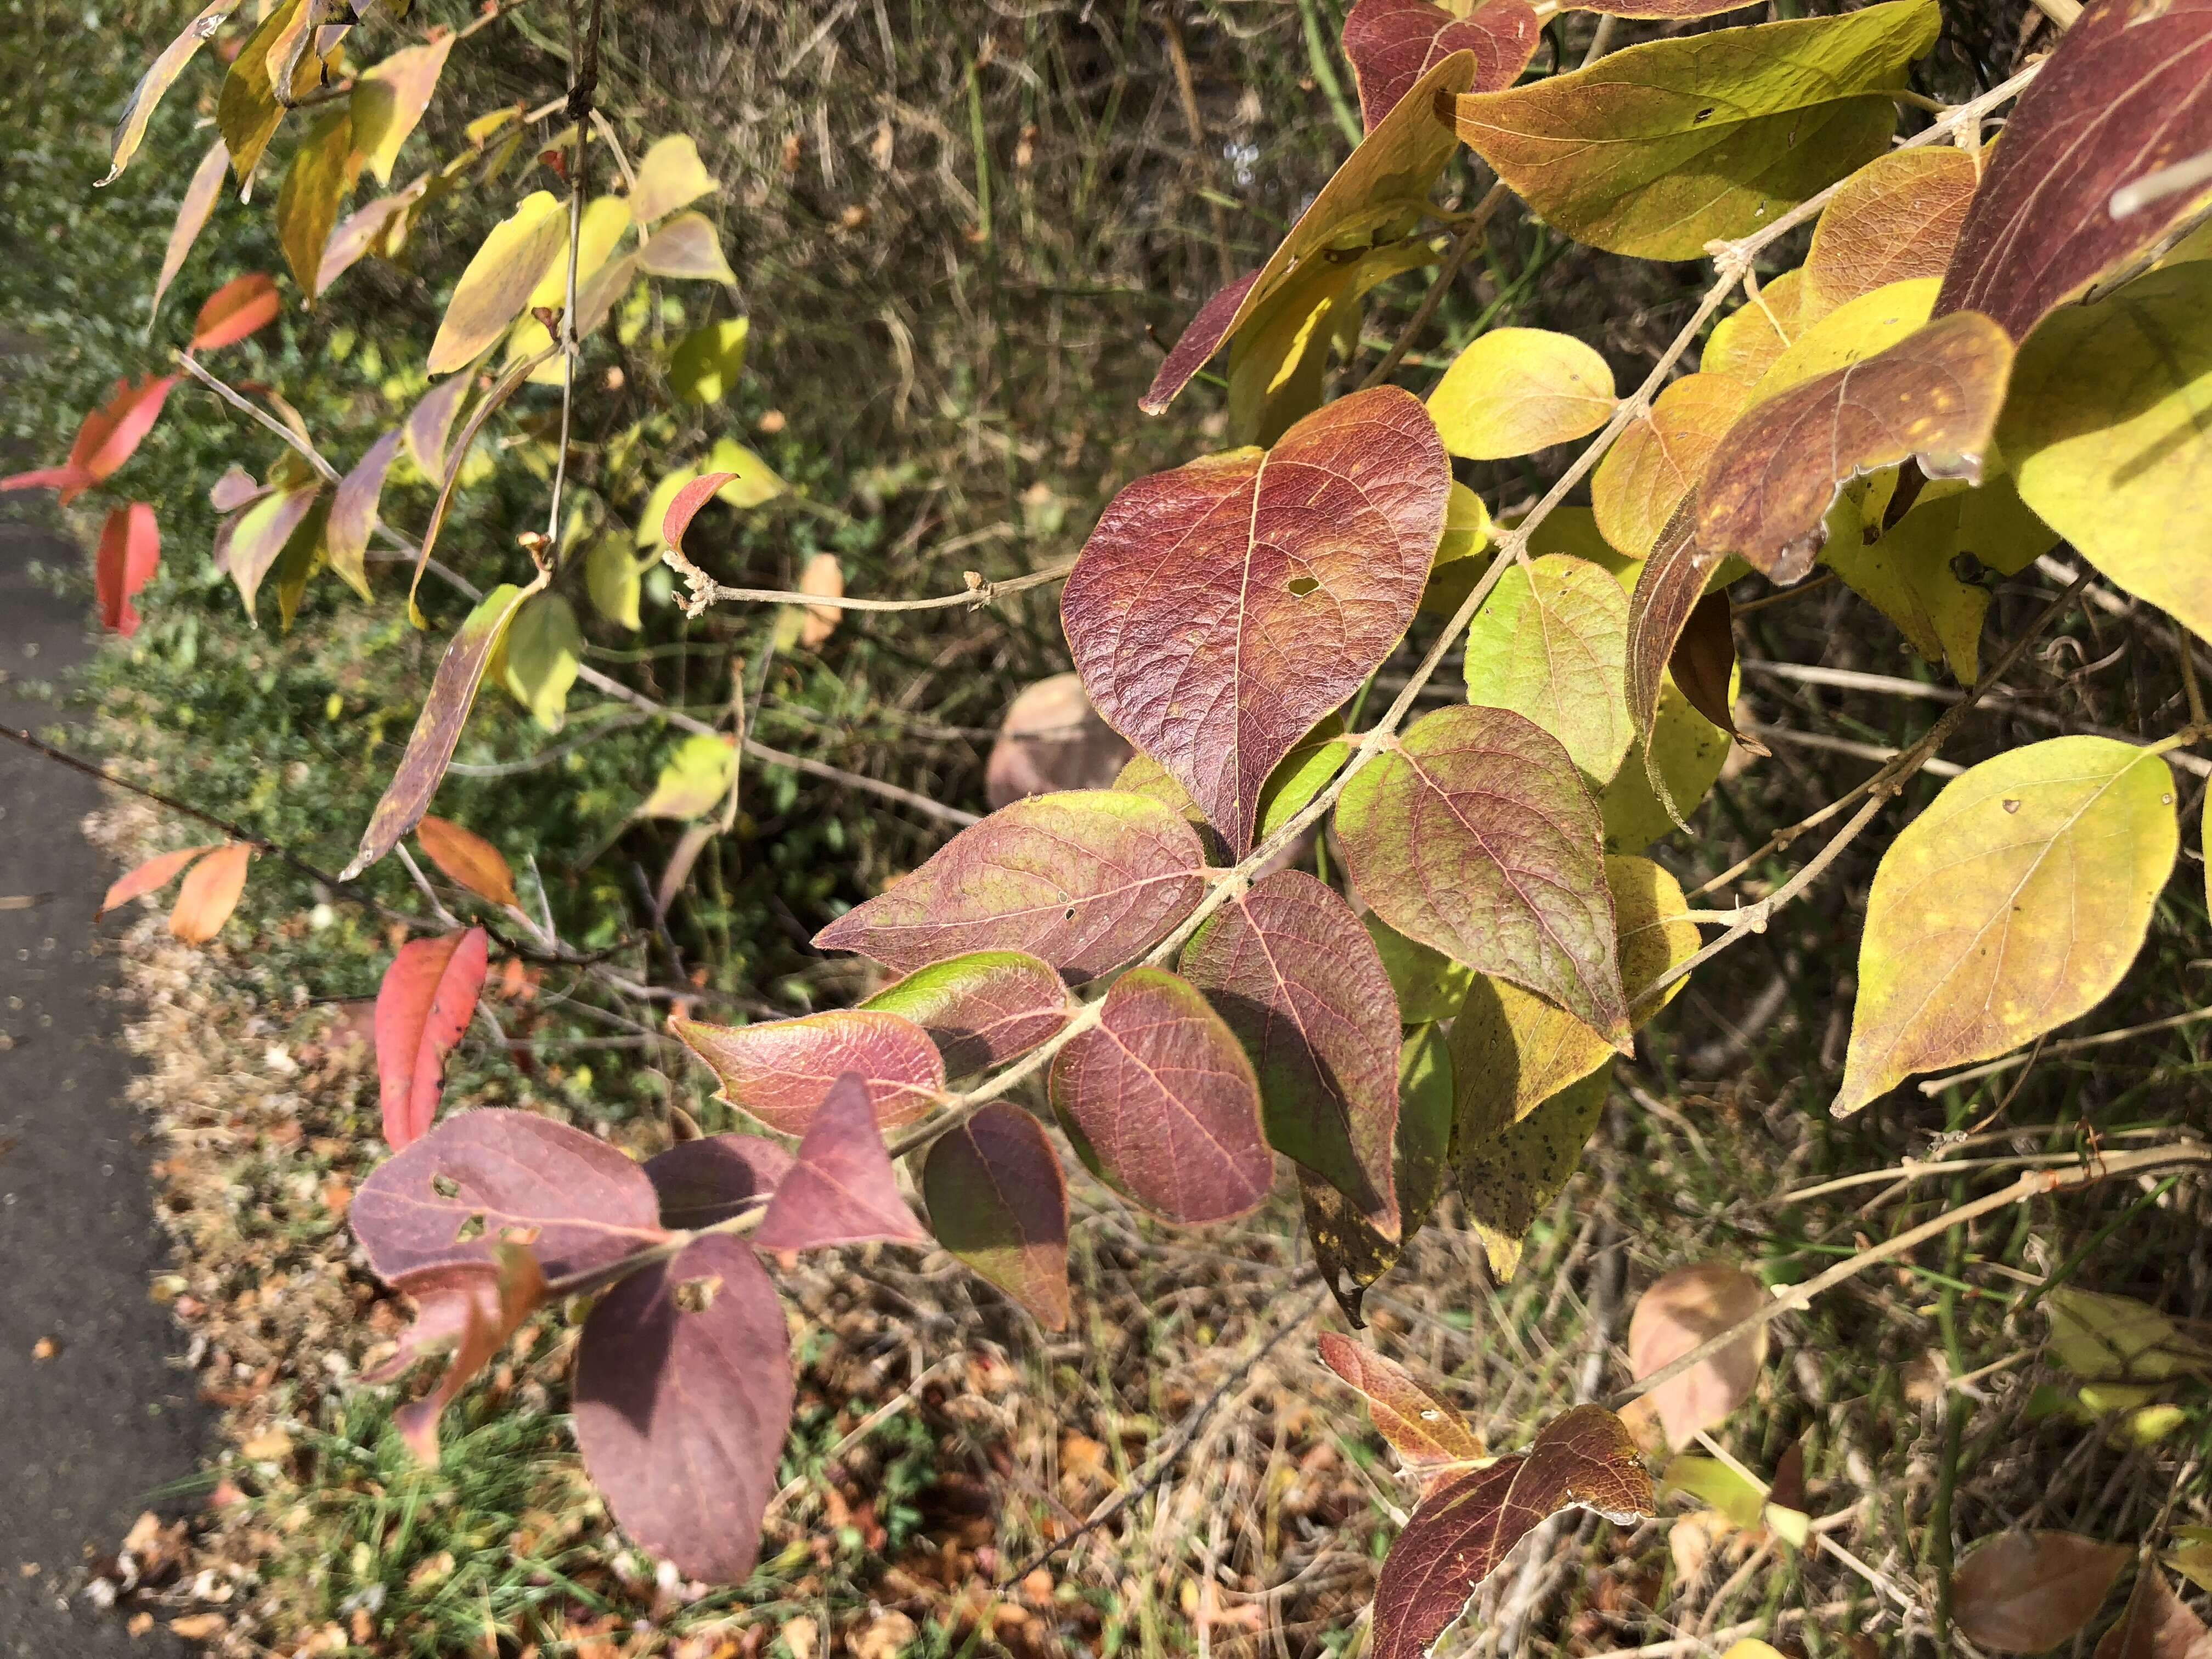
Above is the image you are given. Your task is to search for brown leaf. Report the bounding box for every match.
[1803,145,1978,321]
[983,673,1132,808]
[415,816,519,909]
[1668,591,1746,745]
[325,428,399,600]
[2094,1566,2212,1659]
[1627,1261,1768,1447]
[368,1245,546,1464]
[753,1073,930,1251]
[1624,500,1726,750]
[1951,1532,2130,1655]
[168,842,251,944]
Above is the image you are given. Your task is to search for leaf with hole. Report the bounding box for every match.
[859,951,1071,1078]
[1340,0,1540,131]
[814,791,1207,986]
[374,926,490,1151]
[1427,328,1615,461]
[1064,387,1449,855]
[753,1073,930,1251]
[1318,1332,1484,1477]
[1950,1532,2130,1655]
[922,1102,1071,1329]
[1462,553,1632,786]
[1049,967,1273,1226]
[670,1009,945,1136]
[1835,736,2178,1115]
[1452,2,1938,259]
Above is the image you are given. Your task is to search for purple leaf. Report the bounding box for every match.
[753,1073,930,1251]
[921,1102,1071,1330]
[644,1135,795,1229]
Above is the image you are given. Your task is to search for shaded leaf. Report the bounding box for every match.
[220,481,320,620]
[859,951,1072,1078]
[1623,501,1723,746]
[637,732,737,821]
[368,1244,546,1464]
[1803,145,1978,321]
[1365,912,1474,1025]
[318,178,428,295]
[100,844,221,917]
[1342,0,1539,131]
[2047,1288,2212,1385]
[404,377,472,487]
[1317,1331,1484,1475]
[169,842,251,943]
[426,190,568,375]
[276,106,354,297]
[1669,591,1738,739]
[670,1009,946,1135]
[814,791,1207,985]
[1427,328,1616,460]
[350,33,454,187]
[375,927,489,1150]
[1113,716,1351,862]
[643,1135,793,1229]
[415,816,518,909]
[627,133,719,223]
[1951,1532,2130,1655]
[352,1108,666,1282]
[669,317,750,405]
[502,591,581,731]
[984,673,1133,808]
[1373,1406,1653,1659]
[95,502,161,637]
[1336,704,1629,1043]
[2093,1566,2211,1659]
[1936,0,2212,344]
[1835,737,2177,1115]
[1183,870,1402,1233]
[104,0,234,184]
[573,1234,792,1584]
[326,427,399,600]
[152,138,230,319]
[922,1102,1072,1329]
[1453,2,1938,259]
[193,273,281,351]
[1592,373,1745,560]
[1627,1261,1769,1447]
[1602,667,1736,851]
[1462,552,1632,786]
[636,211,735,284]
[1459,1063,1611,1280]
[1048,967,1273,1224]
[754,1073,930,1251]
[1063,386,1449,855]
[215,0,307,182]
[341,580,541,880]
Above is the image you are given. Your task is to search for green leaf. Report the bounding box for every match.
[705,437,786,507]
[1426,327,1616,460]
[217,0,305,182]
[1599,666,1735,852]
[503,592,582,731]
[277,104,355,300]
[1661,1454,1767,1531]
[859,951,1071,1078]
[585,535,647,629]
[427,190,569,375]
[669,318,752,405]
[2000,264,2212,645]
[1452,1,1939,259]
[1835,736,2179,1115]
[1364,912,1474,1024]
[639,732,738,821]
[1462,553,1632,787]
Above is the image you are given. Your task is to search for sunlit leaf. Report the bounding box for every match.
[1951,1532,2130,1656]
[1592,373,1744,560]
[1336,704,1629,1043]
[637,732,737,821]
[1462,553,1631,786]
[501,591,581,732]
[2047,1288,2212,1385]
[627,133,719,223]
[644,1135,792,1229]
[276,106,354,298]
[350,33,454,186]
[95,502,161,637]
[104,0,234,184]
[859,951,1071,1078]
[1802,145,1978,322]
[1373,1406,1652,1659]
[1452,2,1938,259]
[152,138,230,318]
[670,1009,946,1135]
[788,552,843,651]
[1458,1064,1610,1280]
[635,211,735,284]
[193,272,281,351]
[1365,913,1474,1024]
[1183,870,1403,1235]
[1835,737,2179,1115]
[165,840,251,944]
[99,844,221,918]
[415,816,519,909]
[1064,386,1448,855]
[1627,1261,1769,1447]
[426,190,569,375]
[341,580,541,880]
[219,481,320,620]
[1049,967,1273,1224]
[706,437,786,507]
[669,317,750,405]
[1341,0,1539,131]
[1744,275,1942,402]
[923,1102,1071,1330]
[216,0,317,182]
[1601,668,1735,851]
[1702,269,1807,386]
[1113,716,1350,862]
[3,374,179,505]
[1427,328,1615,460]
[1317,1331,1484,1475]
[753,1073,930,1251]
[326,427,399,601]
[585,535,646,630]
[815,791,1208,985]
[375,926,489,1150]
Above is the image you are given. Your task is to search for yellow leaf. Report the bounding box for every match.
[585,536,646,630]
[1458,1064,1610,1279]
[1427,327,1616,460]
[627,133,719,223]
[427,190,569,375]
[1703,268,1808,385]
[1592,373,1746,559]
[640,733,738,821]
[1599,665,1737,853]
[1747,275,1939,404]
[706,438,786,507]
[349,35,455,185]
[276,105,355,299]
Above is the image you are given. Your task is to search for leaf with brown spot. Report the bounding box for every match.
[193,273,281,351]
[367,1244,546,1465]
[1063,386,1449,855]
[1335,704,1629,1045]
[922,1102,1071,1329]
[349,34,454,186]
[1458,1064,1610,1280]
[2092,1566,2211,1659]
[151,138,230,319]
[169,842,251,943]
[1951,1532,2130,1655]
[1627,1261,1769,1447]
[96,502,161,637]
[100,844,222,918]
[1142,52,1479,413]
[351,1108,667,1284]
[1340,0,1540,131]
[1317,1332,1484,1477]
[104,0,234,184]
[416,817,519,909]
[1592,373,1745,560]
[1183,870,1402,1234]
[573,1234,792,1585]
[753,1074,929,1251]
[1373,1406,1654,1659]
[1048,967,1274,1226]
[1934,0,2212,345]
[341,579,543,881]
[325,428,399,601]
[374,926,490,1150]
[814,791,1207,986]
[426,190,568,375]
[1803,146,1978,322]
[859,951,1071,1078]
[1695,309,2013,583]
[670,1010,946,1135]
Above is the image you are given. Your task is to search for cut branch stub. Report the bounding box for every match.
[1336,705,1629,1046]
[1063,387,1449,856]
[643,1135,793,1230]
[573,1233,793,1586]
[1049,967,1274,1226]
[351,1108,667,1284]
[1373,1405,1654,1659]
[1340,0,1539,132]
[1934,0,2212,344]
[859,950,1073,1077]
[921,1101,1072,1330]
[753,1073,930,1251]
[813,790,1207,986]
[670,1008,946,1135]
[374,925,490,1151]
[1181,870,1403,1237]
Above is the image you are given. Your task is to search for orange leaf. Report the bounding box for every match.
[168,842,252,943]
[661,471,737,552]
[96,503,162,636]
[99,844,222,917]
[193,274,282,351]
[416,816,520,909]
[375,926,490,1149]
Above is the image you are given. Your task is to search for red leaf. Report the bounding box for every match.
[573,1234,793,1584]
[661,470,738,551]
[814,790,1207,986]
[644,1135,794,1229]
[859,950,1073,1077]
[1049,967,1274,1225]
[168,842,251,943]
[17,375,183,504]
[1341,0,1540,131]
[375,926,491,1150]
[192,273,282,351]
[1182,870,1402,1234]
[415,816,519,909]
[366,1245,547,1465]
[95,502,161,636]
[0,465,96,496]
[670,1008,946,1135]
[1317,1332,1485,1478]
[753,1073,930,1251]
[98,844,222,917]
[1063,387,1449,855]
[351,1108,667,1284]
[1373,1406,1653,1659]
[922,1102,1070,1330]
